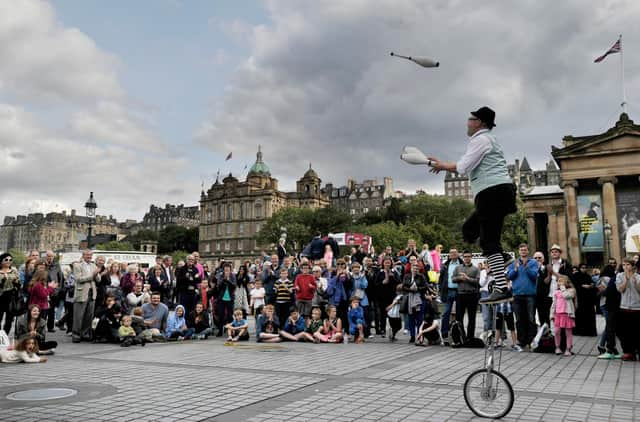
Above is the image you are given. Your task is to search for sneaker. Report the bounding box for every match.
[597,352,614,359]
[403,329,409,335]
[409,336,415,343]
[368,335,375,339]
[597,346,606,355]
[621,353,636,361]
[511,345,522,352]
[479,290,513,304]
[480,331,487,343]
[613,354,622,359]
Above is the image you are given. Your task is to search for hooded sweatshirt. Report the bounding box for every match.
[351,272,369,307]
[165,305,187,336]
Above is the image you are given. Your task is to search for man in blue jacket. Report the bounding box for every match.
[507,243,539,351]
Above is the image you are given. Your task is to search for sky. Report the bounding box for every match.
[1,0,638,222]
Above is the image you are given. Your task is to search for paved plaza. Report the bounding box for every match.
[0,318,638,422]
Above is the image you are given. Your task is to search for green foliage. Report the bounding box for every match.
[95,241,134,251]
[502,198,528,252]
[171,250,190,265]
[157,226,199,253]
[7,248,26,267]
[384,197,406,224]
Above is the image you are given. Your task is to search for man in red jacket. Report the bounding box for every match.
[294,262,317,321]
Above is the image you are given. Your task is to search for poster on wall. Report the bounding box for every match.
[617,189,640,254]
[577,193,604,252]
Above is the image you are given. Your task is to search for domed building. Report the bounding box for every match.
[199,146,329,264]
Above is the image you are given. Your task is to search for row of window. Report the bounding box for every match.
[201,223,261,239]
[447,180,469,188]
[204,201,263,223]
[203,238,258,253]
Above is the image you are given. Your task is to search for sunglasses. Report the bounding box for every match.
[2,258,12,262]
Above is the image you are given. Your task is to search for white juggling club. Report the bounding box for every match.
[400,146,432,166]
[390,52,439,68]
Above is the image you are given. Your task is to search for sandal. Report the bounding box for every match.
[555,348,562,355]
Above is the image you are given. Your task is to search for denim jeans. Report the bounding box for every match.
[513,295,537,346]
[408,299,425,338]
[441,290,457,338]
[480,291,493,331]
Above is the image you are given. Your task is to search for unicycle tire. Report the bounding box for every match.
[463,368,514,419]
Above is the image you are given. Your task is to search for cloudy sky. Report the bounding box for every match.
[1,0,638,222]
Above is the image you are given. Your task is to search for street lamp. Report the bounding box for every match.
[84,192,97,249]
[603,220,612,261]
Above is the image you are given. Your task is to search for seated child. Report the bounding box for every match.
[306,307,324,343]
[281,307,314,342]
[165,305,195,340]
[347,296,365,344]
[94,294,122,343]
[257,304,281,343]
[316,305,343,343]
[0,335,47,363]
[225,309,250,342]
[416,291,441,346]
[118,315,146,347]
[188,302,213,340]
[386,284,404,342]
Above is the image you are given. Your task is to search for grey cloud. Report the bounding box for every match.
[198,0,640,193]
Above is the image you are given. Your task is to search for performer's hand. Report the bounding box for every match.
[427,157,443,174]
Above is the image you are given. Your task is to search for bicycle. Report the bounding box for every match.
[463,302,514,419]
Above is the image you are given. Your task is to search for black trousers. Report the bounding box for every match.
[536,296,552,326]
[605,309,619,354]
[375,301,388,334]
[462,183,516,256]
[456,293,479,339]
[619,310,640,355]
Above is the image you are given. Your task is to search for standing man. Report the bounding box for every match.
[44,250,64,332]
[439,248,463,343]
[507,244,539,351]
[175,255,201,316]
[72,250,100,343]
[533,251,550,326]
[429,106,517,303]
[452,250,480,339]
[161,255,176,308]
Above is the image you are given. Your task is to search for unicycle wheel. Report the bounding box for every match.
[463,368,514,419]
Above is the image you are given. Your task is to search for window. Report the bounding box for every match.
[363,208,369,214]
[216,225,221,236]
[225,240,230,250]
[217,205,223,220]
[206,209,212,223]
[205,243,211,253]
[226,224,232,235]
[238,239,244,251]
[227,204,233,220]
[239,223,244,234]
[216,242,221,251]
[350,209,356,215]
[255,201,262,218]
[239,202,245,219]
[256,223,261,233]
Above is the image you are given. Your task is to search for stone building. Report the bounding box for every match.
[508,157,560,192]
[444,171,472,200]
[138,203,200,233]
[199,146,330,264]
[323,178,394,216]
[522,113,640,266]
[0,210,131,253]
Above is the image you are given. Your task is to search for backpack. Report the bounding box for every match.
[533,333,556,353]
[450,320,466,348]
[463,337,485,348]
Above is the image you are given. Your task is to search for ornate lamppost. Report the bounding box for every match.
[84,192,97,249]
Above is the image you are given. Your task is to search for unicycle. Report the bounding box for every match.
[463,302,514,419]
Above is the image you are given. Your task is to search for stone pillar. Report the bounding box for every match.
[598,176,621,260]
[547,212,558,252]
[563,180,580,265]
[526,213,537,252]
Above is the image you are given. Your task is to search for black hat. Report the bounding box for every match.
[471,106,496,129]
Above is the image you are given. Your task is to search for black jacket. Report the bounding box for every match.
[537,259,571,298]
[438,258,464,299]
[176,265,201,294]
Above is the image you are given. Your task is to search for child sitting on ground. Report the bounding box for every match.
[386,284,404,342]
[306,307,324,342]
[257,304,281,343]
[225,309,250,342]
[316,305,343,343]
[416,289,441,346]
[347,296,366,343]
[0,335,47,363]
[281,307,314,342]
[118,315,146,347]
[165,305,194,340]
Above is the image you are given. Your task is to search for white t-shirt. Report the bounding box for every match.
[250,287,266,308]
[549,259,563,298]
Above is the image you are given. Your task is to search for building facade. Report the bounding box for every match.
[323,178,394,216]
[138,203,200,233]
[444,171,472,200]
[508,157,560,193]
[0,210,131,253]
[199,147,330,264]
[522,113,640,266]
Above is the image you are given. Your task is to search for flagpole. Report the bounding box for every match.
[620,34,627,114]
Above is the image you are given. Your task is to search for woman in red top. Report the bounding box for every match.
[28,269,58,316]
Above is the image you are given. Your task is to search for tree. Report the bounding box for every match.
[157,226,198,253]
[254,208,313,253]
[172,250,190,265]
[95,241,134,251]
[501,199,528,252]
[384,198,406,224]
[307,207,352,235]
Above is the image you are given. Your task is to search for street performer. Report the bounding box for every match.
[428,106,517,303]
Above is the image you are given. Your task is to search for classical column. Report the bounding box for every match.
[526,213,537,252]
[563,180,580,265]
[598,176,621,260]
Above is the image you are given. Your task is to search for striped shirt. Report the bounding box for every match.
[274,279,294,303]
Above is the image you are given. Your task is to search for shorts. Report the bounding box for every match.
[349,319,365,335]
[496,312,514,331]
[296,300,312,317]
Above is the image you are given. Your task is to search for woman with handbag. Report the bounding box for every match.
[0,253,22,334]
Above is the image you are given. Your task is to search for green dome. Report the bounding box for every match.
[248,146,271,176]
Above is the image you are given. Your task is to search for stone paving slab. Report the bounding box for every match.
[1,315,638,421]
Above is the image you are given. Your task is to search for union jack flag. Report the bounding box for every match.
[594,37,621,63]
